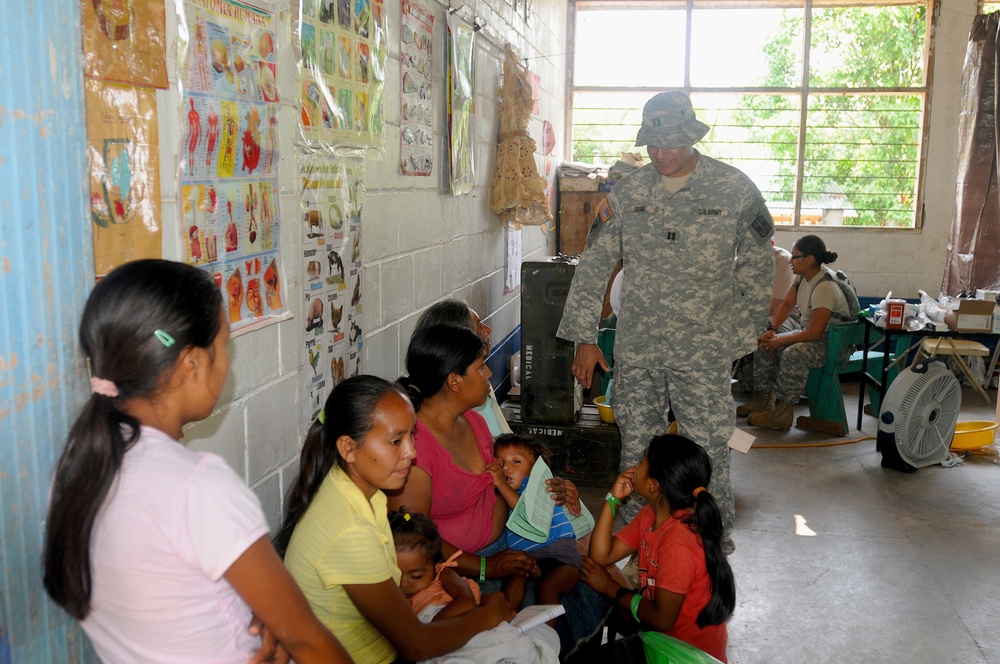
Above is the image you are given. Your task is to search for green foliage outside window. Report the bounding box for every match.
[571,3,929,228]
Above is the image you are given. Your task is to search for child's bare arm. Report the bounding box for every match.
[484,463,521,509]
[495,481,521,510]
[431,568,480,622]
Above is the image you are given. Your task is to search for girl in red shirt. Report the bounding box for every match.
[581,434,736,662]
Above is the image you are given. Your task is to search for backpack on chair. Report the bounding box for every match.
[795,267,860,323]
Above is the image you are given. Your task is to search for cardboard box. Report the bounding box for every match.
[975,289,1000,303]
[558,175,602,192]
[945,299,995,332]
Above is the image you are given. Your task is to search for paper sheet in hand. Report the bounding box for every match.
[505,458,594,543]
[509,604,566,634]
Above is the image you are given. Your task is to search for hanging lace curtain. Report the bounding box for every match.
[490,45,551,228]
[942,13,1000,296]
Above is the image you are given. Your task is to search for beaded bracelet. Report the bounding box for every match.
[479,556,487,583]
[630,592,642,623]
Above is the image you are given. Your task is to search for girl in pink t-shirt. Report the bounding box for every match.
[42,259,351,664]
[580,434,736,663]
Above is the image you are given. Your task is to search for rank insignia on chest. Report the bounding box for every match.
[665,230,677,241]
[597,199,613,223]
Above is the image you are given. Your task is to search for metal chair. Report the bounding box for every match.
[912,337,992,403]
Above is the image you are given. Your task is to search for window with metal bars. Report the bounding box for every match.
[568,1,932,228]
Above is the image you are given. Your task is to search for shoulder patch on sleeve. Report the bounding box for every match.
[750,214,773,242]
[597,199,613,224]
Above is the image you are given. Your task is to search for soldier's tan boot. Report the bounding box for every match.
[736,391,774,418]
[748,400,794,430]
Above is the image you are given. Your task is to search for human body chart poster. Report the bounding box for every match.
[178,0,286,333]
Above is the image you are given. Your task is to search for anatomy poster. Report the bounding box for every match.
[447,13,475,195]
[82,0,168,88]
[86,79,163,277]
[400,0,433,176]
[298,0,387,148]
[299,154,365,422]
[179,0,285,332]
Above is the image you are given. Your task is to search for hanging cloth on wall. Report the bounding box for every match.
[491,45,551,228]
[941,13,1000,296]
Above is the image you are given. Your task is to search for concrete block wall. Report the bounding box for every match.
[154,0,571,532]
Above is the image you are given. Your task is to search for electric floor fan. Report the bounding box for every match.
[877,359,962,473]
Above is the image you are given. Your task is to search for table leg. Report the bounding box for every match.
[858,323,872,431]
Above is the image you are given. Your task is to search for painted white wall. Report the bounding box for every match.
[148,0,568,531]
[772,0,979,300]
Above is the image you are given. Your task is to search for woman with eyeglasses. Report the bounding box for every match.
[737,235,854,430]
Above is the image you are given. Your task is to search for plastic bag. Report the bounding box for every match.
[638,632,724,664]
[918,290,959,323]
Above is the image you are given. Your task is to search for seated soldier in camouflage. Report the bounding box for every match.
[739,234,856,429]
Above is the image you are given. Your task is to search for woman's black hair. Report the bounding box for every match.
[274,375,409,557]
[794,234,838,266]
[493,433,552,466]
[645,434,736,627]
[389,509,443,564]
[399,324,483,411]
[415,299,475,331]
[43,259,224,620]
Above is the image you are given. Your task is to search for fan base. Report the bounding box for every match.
[877,430,919,473]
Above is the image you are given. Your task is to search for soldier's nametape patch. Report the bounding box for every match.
[597,199,613,223]
[627,204,658,214]
[751,214,773,240]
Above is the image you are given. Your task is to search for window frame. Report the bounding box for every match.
[565,0,937,230]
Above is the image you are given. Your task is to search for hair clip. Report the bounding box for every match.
[404,513,411,521]
[154,329,175,347]
[317,410,326,425]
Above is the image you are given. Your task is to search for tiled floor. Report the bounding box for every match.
[579,378,1000,663]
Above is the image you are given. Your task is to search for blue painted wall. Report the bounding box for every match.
[0,2,98,661]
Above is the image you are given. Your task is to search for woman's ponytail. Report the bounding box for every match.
[274,417,332,557]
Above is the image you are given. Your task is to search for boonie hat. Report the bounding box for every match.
[634,91,710,149]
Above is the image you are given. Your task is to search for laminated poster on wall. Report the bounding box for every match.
[447,12,475,196]
[400,0,434,176]
[177,0,287,335]
[299,153,366,422]
[297,0,387,149]
[82,0,168,88]
[505,226,522,294]
[86,80,163,277]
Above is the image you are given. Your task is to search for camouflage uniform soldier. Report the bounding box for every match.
[556,92,774,550]
[743,235,853,430]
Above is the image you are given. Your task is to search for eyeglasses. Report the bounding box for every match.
[790,254,806,260]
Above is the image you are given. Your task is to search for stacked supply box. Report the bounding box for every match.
[505,403,621,487]
[520,257,582,424]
